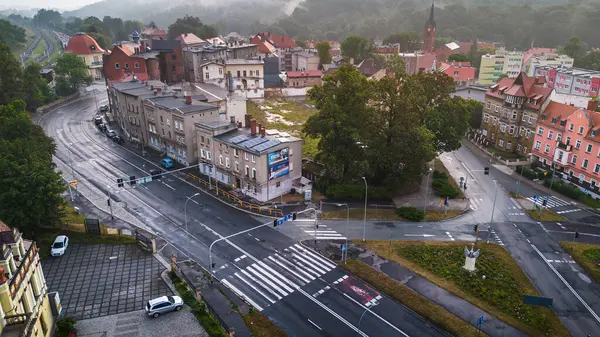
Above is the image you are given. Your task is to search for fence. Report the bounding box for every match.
[183,173,284,218]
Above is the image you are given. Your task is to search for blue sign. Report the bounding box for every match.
[268,148,290,180]
[533,195,538,201]
[277,219,284,226]
[284,214,291,221]
[341,244,347,252]
[477,316,484,326]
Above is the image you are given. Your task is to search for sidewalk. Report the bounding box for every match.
[357,249,527,337]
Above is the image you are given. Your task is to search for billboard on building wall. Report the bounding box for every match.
[268,147,289,180]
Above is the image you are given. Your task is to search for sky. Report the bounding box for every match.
[1,0,100,10]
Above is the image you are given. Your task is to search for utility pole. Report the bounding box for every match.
[486,180,498,243]
[107,186,115,226]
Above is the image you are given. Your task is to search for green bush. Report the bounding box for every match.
[55,317,76,337]
[546,180,600,208]
[432,171,448,180]
[432,178,459,198]
[517,166,539,180]
[396,206,425,221]
[326,184,392,201]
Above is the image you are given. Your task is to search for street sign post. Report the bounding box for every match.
[69,180,78,187]
[475,315,484,335]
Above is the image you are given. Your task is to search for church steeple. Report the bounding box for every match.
[423,1,436,53]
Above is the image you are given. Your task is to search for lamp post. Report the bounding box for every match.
[185,193,201,259]
[423,167,433,214]
[486,180,498,243]
[106,185,115,226]
[320,202,349,263]
[361,177,367,242]
[357,302,379,336]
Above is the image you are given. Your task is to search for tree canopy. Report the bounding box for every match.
[167,15,217,40]
[0,19,26,50]
[383,31,421,52]
[315,41,332,67]
[448,53,470,62]
[341,35,373,64]
[54,53,93,96]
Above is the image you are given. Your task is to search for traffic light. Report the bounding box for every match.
[474,224,479,232]
[129,175,136,186]
[117,178,124,187]
[464,183,467,190]
[292,212,297,220]
[107,199,111,206]
[151,169,162,180]
[484,167,490,175]
[273,219,278,227]
[542,198,547,207]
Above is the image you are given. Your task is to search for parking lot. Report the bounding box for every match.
[43,244,171,320]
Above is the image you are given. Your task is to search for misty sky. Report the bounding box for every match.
[2,0,100,10]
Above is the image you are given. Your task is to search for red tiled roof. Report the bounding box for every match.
[329,49,341,56]
[486,72,553,110]
[375,46,399,54]
[250,35,276,54]
[0,220,10,232]
[109,72,149,84]
[440,62,476,82]
[256,32,297,49]
[505,85,525,96]
[142,27,167,37]
[539,101,578,128]
[116,44,135,56]
[176,33,205,46]
[287,70,323,78]
[65,33,104,55]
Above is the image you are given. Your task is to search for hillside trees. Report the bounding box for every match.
[0,19,26,50]
[167,15,217,39]
[383,31,421,52]
[315,41,332,67]
[341,35,374,64]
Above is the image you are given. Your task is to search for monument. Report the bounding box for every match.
[463,246,480,272]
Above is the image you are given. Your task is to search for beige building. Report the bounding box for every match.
[292,51,319,71]
[144,95,222,165]
[196,115,303,202]
[525,54,574,76]
[225,59,265,99]
[0,223,55,337]
[64,33,105,80]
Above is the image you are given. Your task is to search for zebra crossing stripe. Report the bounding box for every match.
[221,278,266,310]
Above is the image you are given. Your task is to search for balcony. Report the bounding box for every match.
[553,148,570,166]
[556,141,572,151]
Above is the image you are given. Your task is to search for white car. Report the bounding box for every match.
[145,296,184,317]
[50,235,69,256]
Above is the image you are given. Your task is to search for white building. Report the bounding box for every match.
[225,59,265,99]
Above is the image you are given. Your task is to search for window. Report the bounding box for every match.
[235,161,239,171]
[522,113,527,122]
[171,54,176,60]
[219,68,223,75]
[244,152,249,161]
[237,71,241,77]
[569,123,574,131]
[548,131,553,140]
[252,168,256,179]
[125,63,129,69]
[175,120,179,129]
[251,154,256,163]
[484,114,489,123]
[245,165,249,176]
[587,144,593,153]
[535,141,541,150]
[166,118,170,126]
[566,136,571,145]
[557,133,562,142]
[512,111,517,119]
[115,63,120,69]
[256,70,260,76]
[134,62,139,68]
[168,131,171,138]
[206,151,211,160]
[201,149,206,158]
[487,101,491,110]
[507,141,512,149]
[529,116,534,124]
[592,180,597,188]
[179,122,184,131]
[517,144,522,151]
[594,164,600,174]
[219,155,223,165]
[234,149,239,157]
[495,104,499,112]
[578,126,585,134]
[243,70,247,76]
[207,138,211,145]
[537,127,544,135]
[576,140,581,149]
[551,117,557,124]
[500,124,506,132]
[276,181,281,188]
[499,139,504,147]
[226,158,230,168]
[572,154,578,164]
[557,150,563,161]
[509,126,515,134]
[545,144,550,153]
[253,185,258,193]
[205,72,210,79]
[160,116,164,122]
[583,159,589,169]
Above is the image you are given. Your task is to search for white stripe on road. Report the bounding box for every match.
[246,264,293,296]
[268,256,312,284]
[161,181,175,190]
[272,254,316,281]
[308,319,323,330]
[233,273,275,304]
[240,268,283,299]
[531,244,600,323]
[255,260,300,291]
[295,244,338,269]
[221,279,264,311]
[289,245,335,272]
[342,293,409,337]
[289,251,329,275]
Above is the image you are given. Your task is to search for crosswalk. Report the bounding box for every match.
[293,220,346,240]
[470,198,483,211]
[220,243,338,311]
[489,228,504,246]
[508,198,525,216]
[526,195,581,214]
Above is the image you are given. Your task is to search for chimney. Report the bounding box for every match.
[185,96,192,104]
[250,119,257,135]
[258,123,262,131]
[260,127,266,137]
[588,99,599,112]
[245,114,251,128]
[570,103,575,106]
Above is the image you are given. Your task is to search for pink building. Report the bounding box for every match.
[439,61,476,85]
[532,99,600,197]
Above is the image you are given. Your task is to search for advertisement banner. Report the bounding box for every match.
[268,148,289,180]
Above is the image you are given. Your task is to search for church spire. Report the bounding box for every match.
[428,1,436,28]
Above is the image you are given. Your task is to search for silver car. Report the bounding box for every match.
[145,295,183,317]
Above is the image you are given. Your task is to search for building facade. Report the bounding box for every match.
[286,70,323,88]
[196,116,303,202]
[439,62,476,85]
[534,66,600,98]
[0,223,55,337]
[225,59,265,99]
[478,54,506,85]
[292,52,319,71]
[532,99,600,199]
[102,44,160,83]
[64,33,105,80]
[479,72,553,155]
[524,54,574,76]
[399,53,437,74]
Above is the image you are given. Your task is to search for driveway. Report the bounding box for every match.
[42,244,171,320]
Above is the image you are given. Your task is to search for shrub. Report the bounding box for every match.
[517,166,539,180]
[55,317,76,337]
[546,180,600,208]
[396,206,425,221]
[325,184,392,201]
[432,171,448,180]
[431,178,459,198]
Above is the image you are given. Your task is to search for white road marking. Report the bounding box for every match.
[308,319,322,330]
[161,181,175,190]
[342,293,409,337]
[222,278,266,310]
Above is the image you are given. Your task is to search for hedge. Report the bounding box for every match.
[545,180,600,208]
[432,177,460,198]
[517,166,539,180]
[396,206,425,221]
[325,184,393,201]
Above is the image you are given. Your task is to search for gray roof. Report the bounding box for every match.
[133,51,159,59]
[152,40,180,51]
[195,120,236,130]
[214,129,294,155]
[192,82,229,102]
[145,96,218,114]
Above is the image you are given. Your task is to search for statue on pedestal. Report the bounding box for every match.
[463,246,480,272]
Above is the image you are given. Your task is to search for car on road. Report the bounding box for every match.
[112,135,124,144]
[160,157,174,169]
[106,129,117,138]
[99,105,109,112]
[51,235,69,257]
[97,123,107,132]
[94,116,103,125]
[145,295,183,317]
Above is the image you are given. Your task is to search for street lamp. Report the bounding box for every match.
[423,167,433,214]
[361,177,367,242]
[185,193,201,259]
[357,302,379,336]
[320,202,349,263]
[486,180,498,243]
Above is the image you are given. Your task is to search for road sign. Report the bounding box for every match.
[277,219,284,226]
[476,315,484,326]
[341,243,347,252]
[536,204,541,211]
[533,195,538,201]
[523,295,553,307]
[69,180,78,187]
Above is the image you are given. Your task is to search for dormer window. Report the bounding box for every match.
[551,117,557,124]
[90,45,96,50]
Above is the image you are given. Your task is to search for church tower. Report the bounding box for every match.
[423,2,436,53]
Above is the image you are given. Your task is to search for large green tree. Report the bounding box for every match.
[22,63,53,112]
[0,43,24,106]
[0,100,65,234]
[341,35,373,64]
[315,41,332,67]
[562,36,585,61]
[167,16,217,39]
[382,31,421,52]
[0,19,26,50]
[55,54,93,96]
[33,9,63,29]
[425,97,472,152]
[578,51,600,71]
[304,65,373,184]
[448,53,470,62]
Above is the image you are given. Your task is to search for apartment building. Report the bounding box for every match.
[250,32,298,71]
[525,54,574,76]
[497,50,524,78]
[226,42,258,60]
[479,55,507,85]
[183,45,228,83]
[534,66,600,98]
[286,70,323,88]
[225,59,265,99]
[480,72,553,155]
[64,33,105,80]
[398,52,437,75]
[0,223,55,337]
[292,51,319,71]
[532,99,600,198]
[195,115,303,202]
[144,95,221,165]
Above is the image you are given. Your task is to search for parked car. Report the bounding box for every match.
[94,115,103,125]
[160,157,174,169]
[97,123,107,132]
[106,129,117,138]
[51,235,69,257]
[112,135,124,144]
[99,105,109,112]
[145,296,183,318]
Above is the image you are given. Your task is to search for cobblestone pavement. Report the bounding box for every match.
[43,244,170,320]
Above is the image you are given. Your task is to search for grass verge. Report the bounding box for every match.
[359,240,569,337]
[433,158,464,199]
[508,191,522,199]
[242,311,288,337]
[342,259,487,336]
[321,208,463,221]
[61,204,86,224]
[526,209,567,222]
[171,274,228,337]
[35,228,136,259]
[559,241,600,284]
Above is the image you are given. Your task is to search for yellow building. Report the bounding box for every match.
[0,222,55,337]
[64,33,105,80]
[478,54,506,85]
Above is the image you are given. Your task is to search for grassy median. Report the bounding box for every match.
[321,208,463,221]
[359,240,569,337]
[560,241,600,284]
[342,259,487,336]
[526,209,567,222]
